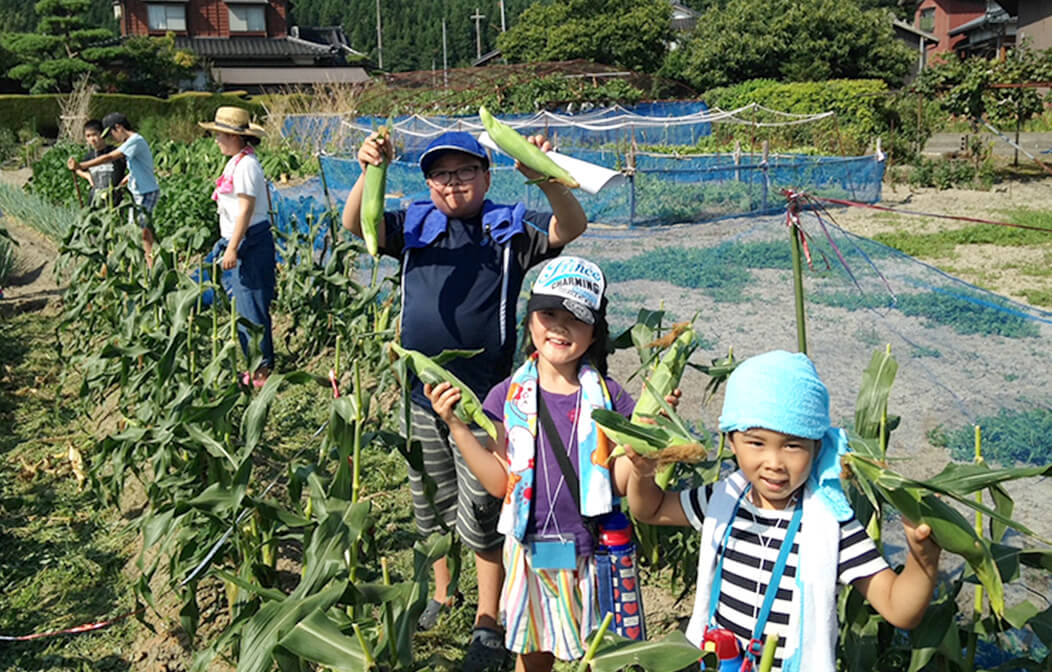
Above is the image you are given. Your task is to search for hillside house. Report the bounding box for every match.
[948,1,1016,57]
[112,0,369,90]
[913,0,988,54]
[997,0,1052,50]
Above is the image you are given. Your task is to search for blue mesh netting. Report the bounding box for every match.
[281,102,715,155]
[270,151,883,233]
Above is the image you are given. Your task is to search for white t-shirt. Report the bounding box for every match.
[217,150,269,240]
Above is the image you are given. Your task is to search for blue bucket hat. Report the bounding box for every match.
[419,131,489,175]
[719,350,853,521]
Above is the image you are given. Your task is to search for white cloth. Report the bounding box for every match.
[217,152,268,239]
[683,470,840,672]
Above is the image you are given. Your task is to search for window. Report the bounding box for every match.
[147,4,186,31]
[918,7,935,34]
[229,5,266,32]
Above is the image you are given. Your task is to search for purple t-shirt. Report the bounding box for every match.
[483,376,635,555]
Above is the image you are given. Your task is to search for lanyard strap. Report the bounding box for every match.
[536,389,580,512]
[708,486,804,659]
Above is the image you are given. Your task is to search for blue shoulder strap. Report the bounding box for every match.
[708,486,804,664]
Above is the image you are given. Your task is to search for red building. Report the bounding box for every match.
[914,0,988,54]
[113,0,369,90]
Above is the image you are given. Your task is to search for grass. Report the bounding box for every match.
[872,208,1052,259]
[0,312,138,671]
[809,289,1041,338]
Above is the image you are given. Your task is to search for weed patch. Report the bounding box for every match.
[811,289,1041,338]
[929,406,1052,466]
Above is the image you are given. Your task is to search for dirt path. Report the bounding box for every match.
[0,217,62,316]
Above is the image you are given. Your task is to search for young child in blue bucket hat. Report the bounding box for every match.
[342,128,588,671]
[627,350,942,672]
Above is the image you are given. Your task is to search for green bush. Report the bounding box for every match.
[701,79,891,155]
[906,156,995,190]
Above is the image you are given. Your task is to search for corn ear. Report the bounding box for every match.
[359,121,391,256]
[592,409,704,466]
[479,106,579,188]
[633,324,697,487]
[388,343,497,440]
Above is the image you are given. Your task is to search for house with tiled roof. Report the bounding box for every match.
[113,0,369,90]
[993,0,1052,50]
[912,0,989,55]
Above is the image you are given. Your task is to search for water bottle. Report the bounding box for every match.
[595,511,646,641]
[702,627,745,672]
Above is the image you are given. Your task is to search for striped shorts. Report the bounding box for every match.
[403,403,502,552]
[501,536,598,661]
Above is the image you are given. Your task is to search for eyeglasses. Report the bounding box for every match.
[426,164,483,185]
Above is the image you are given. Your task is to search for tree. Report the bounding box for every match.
[667,0,914,91]
[496,0,673,72]
[1,0,118,93]
[108,33,197,95]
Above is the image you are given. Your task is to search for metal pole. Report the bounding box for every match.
[442,19,448,88]
[471,8,485,60]
[787,201,808,356]
[375,0,383,69]
[499,0,506,31]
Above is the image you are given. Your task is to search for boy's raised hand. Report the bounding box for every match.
[424,381,464,427]
[357,131,393,171]
[903,518,941,579]
[515,134,553,181]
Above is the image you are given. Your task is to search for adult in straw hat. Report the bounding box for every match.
[199,106,275,387]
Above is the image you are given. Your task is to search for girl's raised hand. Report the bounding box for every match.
[424,381,463,426]
[665,388,682,411]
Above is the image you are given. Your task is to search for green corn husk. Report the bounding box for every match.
[592,409,704,467]
[632,324,698,487]
[359,121,391,257]
[632,324,696,419]
[479,105,579,188]
[388,343,497,440]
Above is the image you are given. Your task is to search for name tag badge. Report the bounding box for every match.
[527,533,577,570]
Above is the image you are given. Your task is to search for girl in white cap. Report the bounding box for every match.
[426,256,676,672]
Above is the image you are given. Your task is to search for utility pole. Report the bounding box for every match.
[442,18,448,88]
[471,7,485,60]
[499,0,506,32]
[375,0,383,70]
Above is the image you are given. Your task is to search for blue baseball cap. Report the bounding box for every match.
[419,131,489,175]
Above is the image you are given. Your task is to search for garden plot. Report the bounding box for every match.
[571,212,1052,543]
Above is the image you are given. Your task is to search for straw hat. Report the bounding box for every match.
[198,106,266,138]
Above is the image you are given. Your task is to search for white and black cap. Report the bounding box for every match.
[526,256,606,325]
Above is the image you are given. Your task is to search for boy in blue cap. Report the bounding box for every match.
[626,350,941,672]
[342,128,587,671]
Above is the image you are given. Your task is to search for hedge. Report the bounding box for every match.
[0,91,266,138]
[700,78,892,154]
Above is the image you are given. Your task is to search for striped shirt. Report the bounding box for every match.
[680,483,888,672]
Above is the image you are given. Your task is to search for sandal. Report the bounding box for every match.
[462,627,506,672]
[417,599,445,631]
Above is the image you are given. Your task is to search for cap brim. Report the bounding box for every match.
[420,145,488,174]
[527,293,596,325]
[101,127,112,138]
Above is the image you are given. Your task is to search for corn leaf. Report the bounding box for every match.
[854,347,899,441]
[587,629,707,672]
[276,608,370,671]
